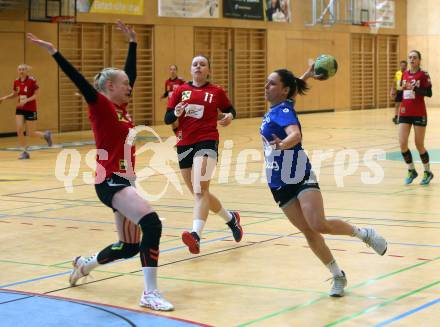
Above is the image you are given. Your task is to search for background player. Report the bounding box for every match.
[0,64,52,159]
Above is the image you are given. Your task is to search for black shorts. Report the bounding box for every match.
[16,109,37,121]
[398,116,427,127]
[394,90,403,103]
[95,174,133,211]
[176,140,218,169]
[270,172,320,208]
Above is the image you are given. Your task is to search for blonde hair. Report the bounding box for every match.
[93,68,123,92]
[18,64,31,71]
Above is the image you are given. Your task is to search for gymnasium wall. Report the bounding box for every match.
[407,0,439,106]
[0,10,58,134]
[0,1,407,132]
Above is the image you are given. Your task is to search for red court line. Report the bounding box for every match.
[2,288,213,327]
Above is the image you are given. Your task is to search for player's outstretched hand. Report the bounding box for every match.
[27,33,57,55]
[116,20,136,42]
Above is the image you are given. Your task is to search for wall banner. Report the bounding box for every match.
[89,0,144,15]
[158,0,220,18]
[223,0,264,20]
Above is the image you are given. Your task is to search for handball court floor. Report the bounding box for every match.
[0,108,439,327]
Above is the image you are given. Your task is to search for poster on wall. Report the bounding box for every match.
[375,0,395,28]
[264,0,291,22]
[158,0,220,18]
[89,0,143,15]
[223,0,264,20]
[76,0,92,13]
[223,0,291,22]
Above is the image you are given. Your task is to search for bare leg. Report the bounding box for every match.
[282,199,334,265]
[298,191,355,236]
[15,115,26,150]
[398,123,412,153]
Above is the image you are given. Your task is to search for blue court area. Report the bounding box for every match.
[0,290,204,327]
[385,149,440,163]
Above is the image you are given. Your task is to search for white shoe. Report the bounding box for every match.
[139,289,174,311]
[329,271,347,297]
[363,228,388,255]
[69,256,89,286]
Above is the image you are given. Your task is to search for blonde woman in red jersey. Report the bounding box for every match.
[165,55,243,254]
[27,21,173,311]
[0,64,52,159]
[398,50,433,185]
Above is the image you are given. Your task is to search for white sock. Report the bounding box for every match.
[83,254,99,274]
[192,219,206,237]
[408,162,415,170]
[142,267,158,292]
[326,260,343,277]
[216,207,232,223]
[352,226,367,241]
[423,163,430,172]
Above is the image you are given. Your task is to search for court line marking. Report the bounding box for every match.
[373,297,440,326]
[2,211,440,250]
[323,280,440,327]
[0,289,212,327]
[236,256,440,326]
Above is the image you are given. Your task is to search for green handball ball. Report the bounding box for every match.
[314,54,338,80]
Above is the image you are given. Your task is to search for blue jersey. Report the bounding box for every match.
[260,100,311,189]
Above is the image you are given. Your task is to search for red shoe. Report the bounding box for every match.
[227,211,243,242]
[182,231,200,254]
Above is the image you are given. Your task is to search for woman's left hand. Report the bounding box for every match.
[218,112,233,127]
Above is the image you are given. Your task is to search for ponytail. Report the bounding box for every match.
[275,69,309,98]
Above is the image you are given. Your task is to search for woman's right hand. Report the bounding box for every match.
[174,102,187,117]
[116,20,136,43]
[27,33,57,55]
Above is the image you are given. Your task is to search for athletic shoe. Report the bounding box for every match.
[363,228,387,255]
[182,231,200,254]
[405,169,418,185]
[420,171,434,185]
[44,130,53,147]
[139,289,174,311]
[69,256,89,286]
[227,211,243,242]
[18,151,30,160]
[329,271,347,297]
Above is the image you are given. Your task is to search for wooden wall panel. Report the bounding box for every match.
[0,32,24,133]
[58,23,153,132]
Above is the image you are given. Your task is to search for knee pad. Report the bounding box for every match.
[138,212,162,267]
[138,212,162,247]
[97,241,139,264]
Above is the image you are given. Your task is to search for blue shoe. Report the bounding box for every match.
[405,169,418,184]
[420,171,434,185]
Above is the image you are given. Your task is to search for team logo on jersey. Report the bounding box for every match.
[401,107,406,113]
[116,110,129,123]
[182,90,192,101]
[283,108,289,113]
[119,159,127,171]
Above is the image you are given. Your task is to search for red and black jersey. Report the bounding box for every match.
[167,82,232,146]
[400,69,431,117]
[52,42,137,182]
[88,93,135,180]
[13,76,38,112]
[164,77,185,99]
